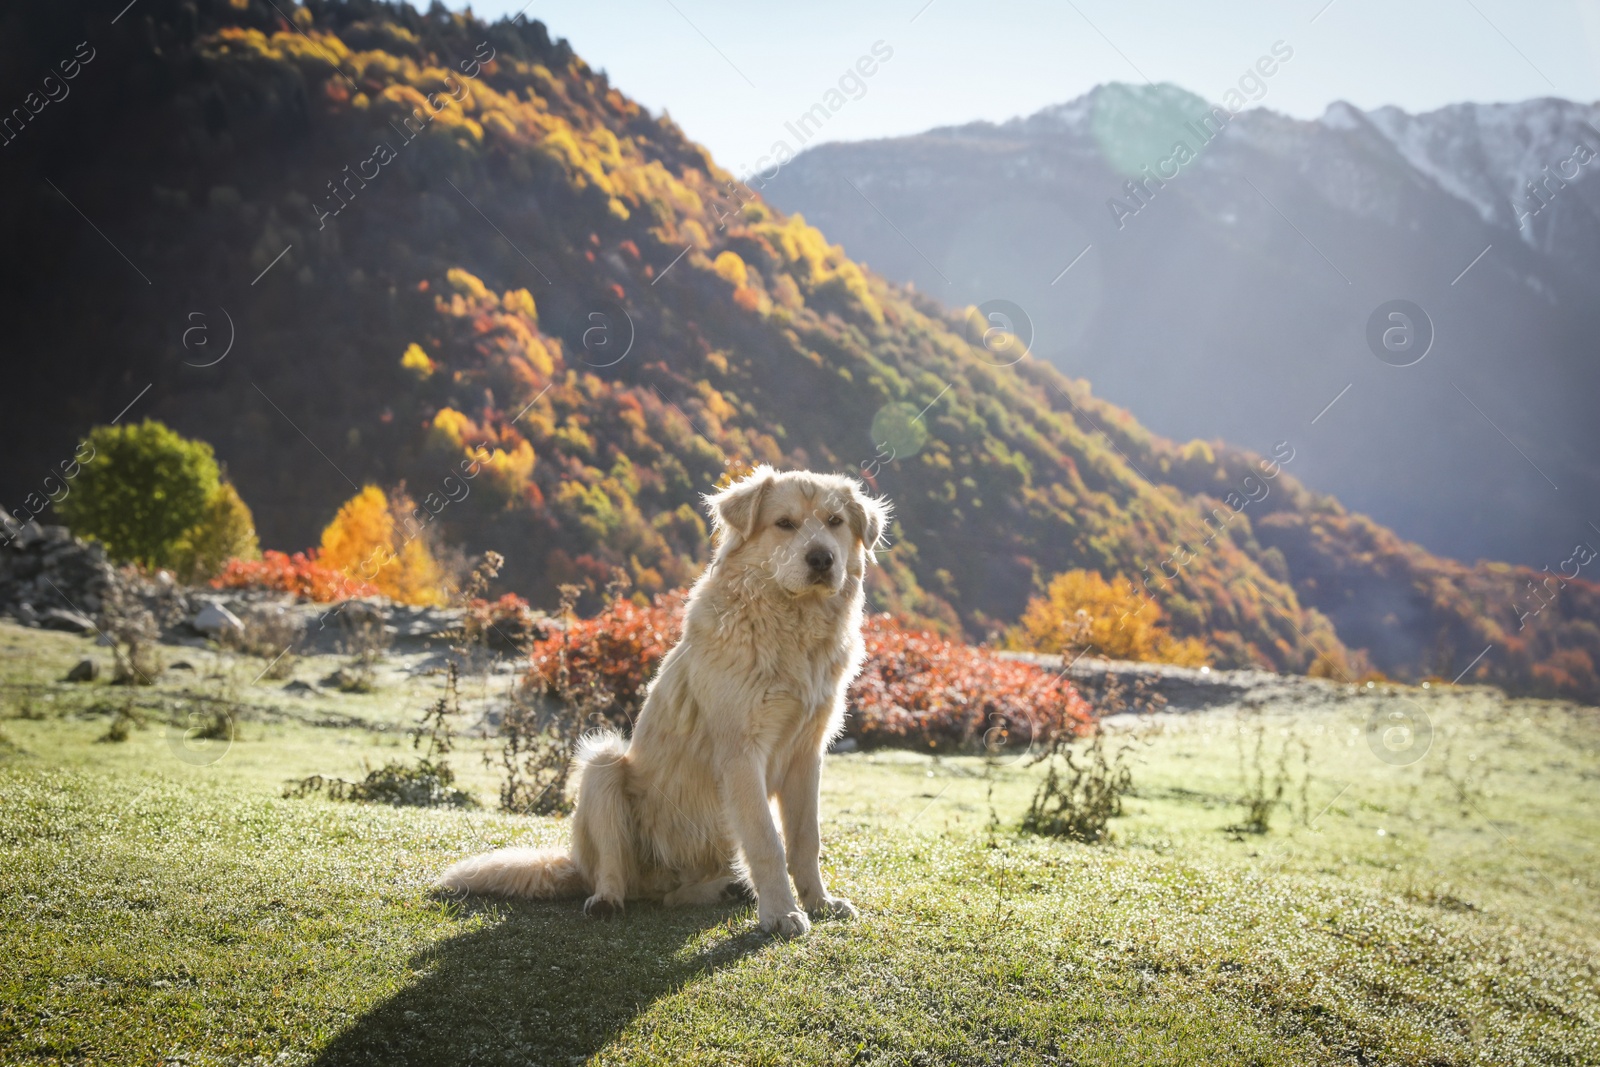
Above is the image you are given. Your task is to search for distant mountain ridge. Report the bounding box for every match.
[767,86,1600,572]
[1345,99,1600,254]
[1,3,1597,702]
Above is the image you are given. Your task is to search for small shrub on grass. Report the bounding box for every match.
[1021,724,1134,843]
[164,692,239,750]
[447,551,544,664]
[188,705,235,742]
[1017,675,1163,844]
[327,665,377,694]
[1428,735,1493,817]
[99,577,162,686]
[467,591,538,651]
[222,605,304,680]
[287,662,474,808]
[10,698,48,721]
[286,760,473,807]
[330,606,390,693]
[96,699,144,743]
[491,704,575,815]
[1225,712,1309,836]
[499,580,631,815]
[166,670,252,756]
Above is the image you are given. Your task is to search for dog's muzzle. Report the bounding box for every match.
[805,546,835,584]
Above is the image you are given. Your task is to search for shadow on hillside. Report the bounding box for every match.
[310,896,767,1066]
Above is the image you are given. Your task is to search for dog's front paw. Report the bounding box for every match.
[583,894,622,920]
[806,895,859,921]
[761,909,812,938]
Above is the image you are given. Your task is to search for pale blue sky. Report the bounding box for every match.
[450,0,1600,170]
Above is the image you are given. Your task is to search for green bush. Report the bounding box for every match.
[56,420,258,576]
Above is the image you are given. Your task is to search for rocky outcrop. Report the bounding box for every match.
[195,594,471,655]
[998,650,1344,712]
[0,508,555,664]
[0,508,119,625]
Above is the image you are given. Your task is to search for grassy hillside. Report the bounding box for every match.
[2,0,1597,698]
[2,622,1596,1064]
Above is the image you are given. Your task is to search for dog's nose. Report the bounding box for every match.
[805,546,834,572]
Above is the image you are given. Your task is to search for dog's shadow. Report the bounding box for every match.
[310,896,769,1066]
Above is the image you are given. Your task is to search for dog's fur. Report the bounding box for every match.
[437,466,890,936]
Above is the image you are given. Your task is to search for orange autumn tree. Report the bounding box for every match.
[318,485,452,606]
[1008,569,1208,667]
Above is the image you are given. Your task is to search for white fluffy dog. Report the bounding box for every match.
[438,466,890,937]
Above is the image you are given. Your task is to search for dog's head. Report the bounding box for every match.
[706,465,891,598]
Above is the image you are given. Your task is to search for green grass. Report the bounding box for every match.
[1,621,1597,1065]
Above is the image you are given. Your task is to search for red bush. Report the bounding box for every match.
[849,614,1094,752]
[525,595,1096,752]
[211,550,379,602]
[466,592,541,650]
[526,591,685,728]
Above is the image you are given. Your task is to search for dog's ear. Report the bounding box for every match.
[705,465,776,543]
[844,481,892,559]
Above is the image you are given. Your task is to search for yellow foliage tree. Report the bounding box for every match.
[446,266,492,302]
[479,439,537,498]
[1007,569,1208,667]
[712,250,748,288]
[318,485,451,606]
[501,287,537,320]
[400,342,435,379]
[429,407,475,451]
[173,481,261,583]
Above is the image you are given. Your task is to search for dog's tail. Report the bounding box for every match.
[436,732,633,900]
[436,846,587,899]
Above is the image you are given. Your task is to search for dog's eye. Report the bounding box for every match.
[775,518,796,531]
[827,515,843,527]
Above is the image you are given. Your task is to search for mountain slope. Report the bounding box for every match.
[765,85,1600,572]
[0,2,1595,700]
